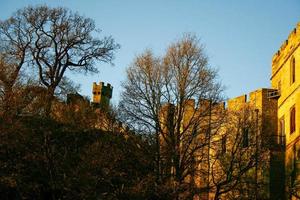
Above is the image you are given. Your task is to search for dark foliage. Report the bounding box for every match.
[0,116,154,199]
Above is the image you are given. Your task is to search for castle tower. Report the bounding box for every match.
[92,82,113,109]
[270,22,300,199]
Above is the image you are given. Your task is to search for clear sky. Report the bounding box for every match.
[0,0,299,105]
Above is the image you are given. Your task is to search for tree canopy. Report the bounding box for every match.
[0,5,119,115]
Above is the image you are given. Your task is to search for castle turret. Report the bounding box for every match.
[92,82,113,109]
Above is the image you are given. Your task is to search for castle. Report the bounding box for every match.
[83,22,299,199]
[159,22,300,199]
[213,22,300,199]
[92,82,113,109]
[270,22,300,199]
[211,22,300,199]
[89,23,299,199]
[52,81,120,132]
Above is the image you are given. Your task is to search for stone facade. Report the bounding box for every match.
[223,22,300,199]
[158,22,300,199]
[271,22,300,199]
[228,89,284,199]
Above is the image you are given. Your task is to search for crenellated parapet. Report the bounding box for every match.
[92,81,113,108]
[272,22,300,77]
[227,88,277,111]
[92,82,113,98]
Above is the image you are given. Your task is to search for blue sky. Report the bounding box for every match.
[0,0,299,105]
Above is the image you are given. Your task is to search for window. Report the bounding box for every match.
[279,117,285,145]
[291,57,296,85]
[290,106,296,134]
[242,128,249,147]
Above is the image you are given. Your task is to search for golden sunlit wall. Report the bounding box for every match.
[92,82,113,108]
[271,24,300,147]
[226,89,282,199]
[227,89,278,137]
[271,22,300,145]
[271,22,300,197]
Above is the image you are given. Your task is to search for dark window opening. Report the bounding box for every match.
[242,128,249,148]
[290,106,296,134]
[291,57,296,85]
[279,117,285,145]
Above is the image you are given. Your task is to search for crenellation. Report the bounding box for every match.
[227,94,247,110]
[92,81,113,108]
[272,23,300,75]
[279,40,288,52]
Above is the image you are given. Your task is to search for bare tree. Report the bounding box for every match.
[119,35,225,199]
[0,12,33,118]
[119,50,164,182]
[161,35,224,198]
[1,6,119,115]
[210,105,269,200]
[0,6,119,200]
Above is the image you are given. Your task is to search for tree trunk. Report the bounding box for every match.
[214,186,220,200]
[44,130,56,200]
[155,128,161,183]
[44,87,56,199]
[3,84,14,123]
[45,87,55,117]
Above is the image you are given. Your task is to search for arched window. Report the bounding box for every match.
[279,117,285,144]
[290,106,296,134]
[291,56,296,85]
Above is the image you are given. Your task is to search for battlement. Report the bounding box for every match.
[227,94,247,110]
[160,99,225,121]
[272,22,300,76]
[92,81,113,108]
[92,82,113,98]
[227,88,278,111]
